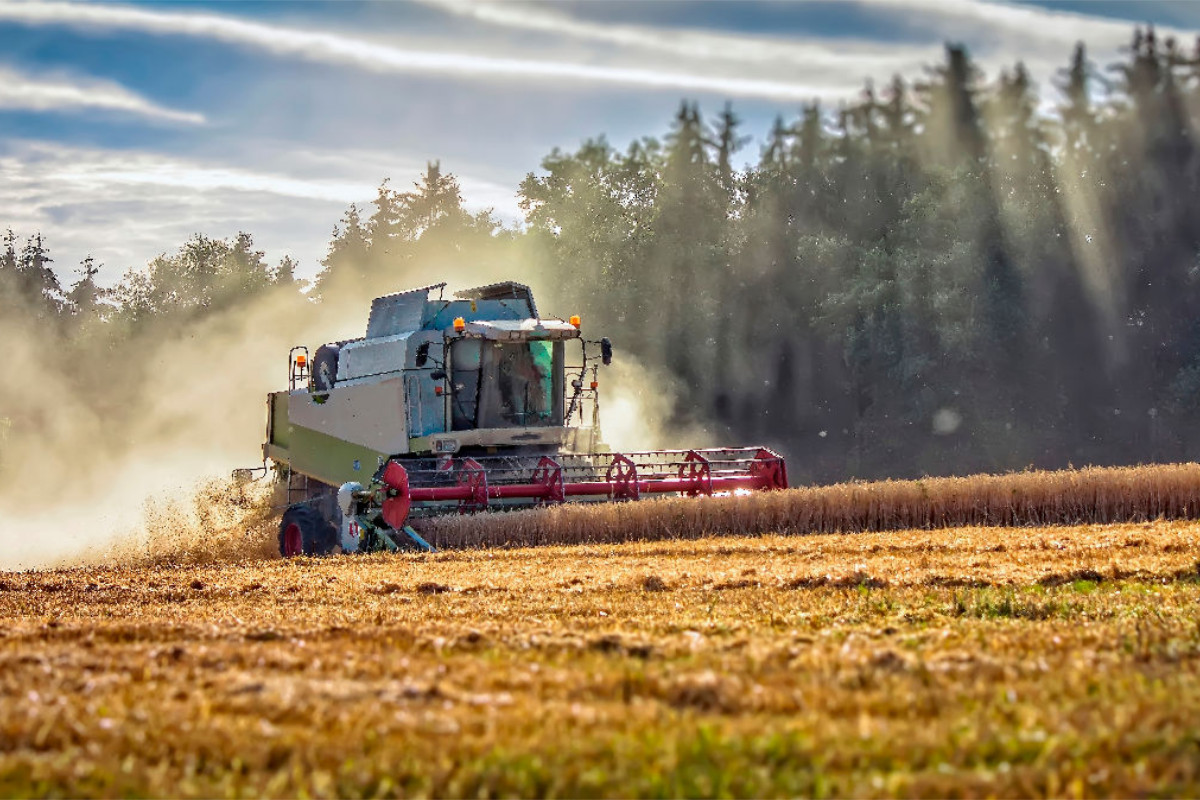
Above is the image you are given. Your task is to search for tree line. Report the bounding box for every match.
[6,30,1200,482]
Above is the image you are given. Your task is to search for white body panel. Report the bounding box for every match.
[340,516,361,553]
[287,377,410,454]
[337,332,413,382]
[462,319,579,341]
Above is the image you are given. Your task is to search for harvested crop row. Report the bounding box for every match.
[1,523,1199,797]
[416,461,1200,549]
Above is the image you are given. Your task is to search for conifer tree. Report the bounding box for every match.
[0,228,18,311]
[652,101,726,396]
[16,233,62,318]
[313,204,370,299]
[365,179,406,274]
[709,102,748,195]
[272,255,300,288]
[65,255,108,321]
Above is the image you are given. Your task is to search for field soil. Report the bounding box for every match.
[2,521,1200,797]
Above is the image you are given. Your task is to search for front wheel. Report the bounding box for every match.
[278,504,338,557]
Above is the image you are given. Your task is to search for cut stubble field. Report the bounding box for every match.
[2,520,1200,797]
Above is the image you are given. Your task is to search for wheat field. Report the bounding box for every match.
[417,461,1200,548]
[2,516,1200,797]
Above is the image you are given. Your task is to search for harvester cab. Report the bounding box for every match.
[262,281,787,557]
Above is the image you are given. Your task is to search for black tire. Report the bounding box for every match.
[278,504,339,557]
[312,344,341,393]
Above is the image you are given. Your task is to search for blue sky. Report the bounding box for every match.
[1,0,1196,288]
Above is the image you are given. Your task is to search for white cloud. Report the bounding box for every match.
[414,0,933,73]
[0,65,204,123]
[0,1,903,101]
[0,140,520,284]
[0,0,1174,291]
[415,0,1156,65]
[851,0,1173,82]
[861,0,1155,48]
[49,151,367,204]
[2,140,517,220]
[415,0,1178,97]
[1,0,1160,116]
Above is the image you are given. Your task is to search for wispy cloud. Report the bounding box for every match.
[46,151,367,204]
[861,0,1154,47]
[852,0,1172,79]
[0,140,354,278]
[416,0,1179,92]
[1,0,1172,286]
[0,65,204,123]
[414,0,932,73]
[5,1,1153,109]
[0,1,894,101]
[0,140,519,280]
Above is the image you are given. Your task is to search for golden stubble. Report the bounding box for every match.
[0,522,1198,797]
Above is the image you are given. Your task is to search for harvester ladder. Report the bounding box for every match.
[286,468,320,507]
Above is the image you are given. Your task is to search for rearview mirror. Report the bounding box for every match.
[600,337,613,366]
[430,369,446,381]
[415,342,430,367]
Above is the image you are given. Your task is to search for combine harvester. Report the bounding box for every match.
[258,282,787,556]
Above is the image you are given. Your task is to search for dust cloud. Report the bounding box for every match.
[599,356,715,453]
[0,286,366,570]
[0,250,688,569]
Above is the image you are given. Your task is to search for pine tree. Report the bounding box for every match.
[365,179,407,275]
[760,115,790,173]
[272,255,300,288]
[313,204,370,300]
[0,228,18,311]
[65,255,109,321]
[653,101,726,397]
[792,103,824,169]
[400,161,471,241]
[16,233,62,318]
[1058,43,1096,154]
[879,75,915,151]
[708,102,749,194]
[226,231,272,299]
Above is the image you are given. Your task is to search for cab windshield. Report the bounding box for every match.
[490,341,555,427]
[450,339,564,430]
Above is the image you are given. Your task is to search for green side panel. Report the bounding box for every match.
[265,391,386,487]
[268,392,291,449]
